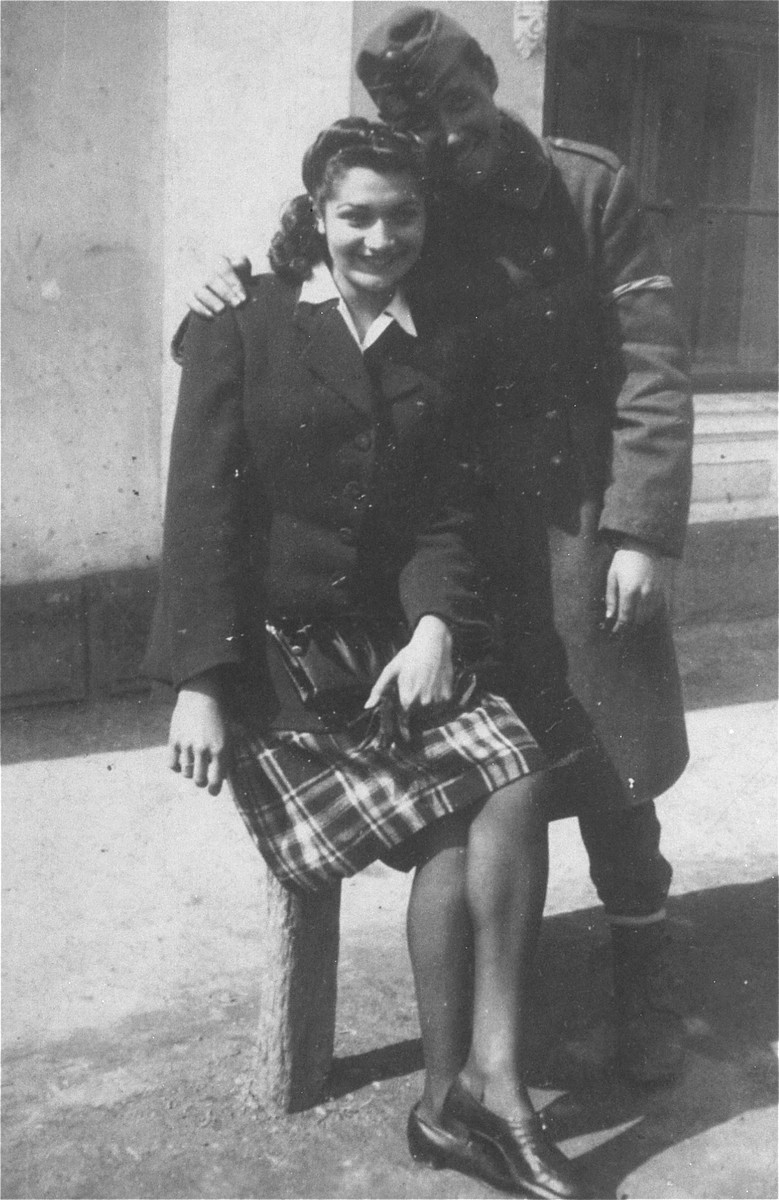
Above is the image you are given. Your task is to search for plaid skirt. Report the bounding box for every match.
[228,691,545,891]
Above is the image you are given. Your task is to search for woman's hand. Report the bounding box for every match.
[605,539,676,633]
[167,673,230,795]
[365,615,455,711]
[187,255,251,317]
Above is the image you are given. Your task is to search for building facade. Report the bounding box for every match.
[2,0,776,704]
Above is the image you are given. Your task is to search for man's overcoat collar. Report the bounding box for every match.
[482,116,551,211]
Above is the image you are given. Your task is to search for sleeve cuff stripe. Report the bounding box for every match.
[608,275,674,302]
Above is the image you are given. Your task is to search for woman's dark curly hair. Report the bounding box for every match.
[268,117,429,283]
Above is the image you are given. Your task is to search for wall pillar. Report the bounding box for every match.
[1,1,167,587]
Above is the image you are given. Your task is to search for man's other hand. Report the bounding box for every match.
[605,541,675,633]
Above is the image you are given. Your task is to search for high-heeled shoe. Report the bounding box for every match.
[442,1079,597,1200]
[407,1102,517,1194]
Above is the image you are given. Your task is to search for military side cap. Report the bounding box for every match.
[356,6,478,122]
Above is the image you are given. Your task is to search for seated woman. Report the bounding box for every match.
[144,118,594,1200]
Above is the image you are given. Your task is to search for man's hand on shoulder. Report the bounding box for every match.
[188,255,252,317]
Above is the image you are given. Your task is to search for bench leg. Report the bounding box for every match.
[254,864,342,1112]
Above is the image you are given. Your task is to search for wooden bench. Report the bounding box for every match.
[254,866,342,1111]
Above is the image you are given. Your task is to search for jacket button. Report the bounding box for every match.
[542,244,556,261]
[339,526,356,545]
[550,453,564,468]
[354,432,372,451]
[343,480,364,501]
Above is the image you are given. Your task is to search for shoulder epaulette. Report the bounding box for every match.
[546,137,622,174]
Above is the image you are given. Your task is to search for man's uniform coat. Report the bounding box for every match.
[419,117,694,808]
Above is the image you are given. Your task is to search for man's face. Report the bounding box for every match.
[399,62,502,189]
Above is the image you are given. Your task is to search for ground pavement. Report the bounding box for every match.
[2,618,777,1200]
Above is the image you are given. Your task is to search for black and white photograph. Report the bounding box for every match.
[2,2,777,1197]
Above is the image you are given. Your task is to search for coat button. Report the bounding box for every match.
[339,526,356,545]
[354,432,372,451]
[542,244,556,261]
[550,453,564,468]
[544,308,556,321]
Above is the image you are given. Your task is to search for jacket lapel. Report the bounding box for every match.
[294,300,447,434]
[370,324,429,407]
[368,325,450,438]
[294,301,373,418]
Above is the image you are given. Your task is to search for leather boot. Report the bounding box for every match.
[611,920,685,1084]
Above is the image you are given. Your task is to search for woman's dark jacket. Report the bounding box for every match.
[143,273,483,728]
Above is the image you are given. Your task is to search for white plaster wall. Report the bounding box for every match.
[161,1,354,478]
[2,1,354,586]
[1,1,167,585]
[351,1,546,134]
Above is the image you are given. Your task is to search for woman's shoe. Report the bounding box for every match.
[441,1079,596,1200]
[407,1103,516,1194]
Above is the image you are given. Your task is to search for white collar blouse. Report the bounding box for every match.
[299,261,418,352]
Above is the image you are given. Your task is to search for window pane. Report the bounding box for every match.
[752,42,779,209]
[547,1,778,382]
[695,38,778,374]
[702,41,777,209]
[695,213,778,374]
[551,20,638,159]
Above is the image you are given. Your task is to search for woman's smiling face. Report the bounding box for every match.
[316,166,426,307]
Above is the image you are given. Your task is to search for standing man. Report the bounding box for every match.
[184,6,693,1086]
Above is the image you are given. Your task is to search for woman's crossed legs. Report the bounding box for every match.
[407,771,550,1125]
[404,774,595,1197]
